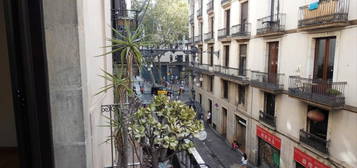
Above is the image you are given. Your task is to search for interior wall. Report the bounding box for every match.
[0,0,18,147]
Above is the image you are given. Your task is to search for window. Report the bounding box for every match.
[238,85,245,105]
[264,92,275,116]
[199,46,203,64]
[209,17,214,34]
[239,44,247,76]
[224,45,230,67]
[314,37,336,81]
[307,106,329,140]
[225,9,230,35]
[199,22,203,36]
[208,76,214,92]
[208,45,214,66]
[222,80,229,99]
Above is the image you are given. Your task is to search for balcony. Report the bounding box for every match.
[218,28,230,40]
[231,23,251,40]
[250,71,284,93]
[204,32,214,42]
[298,0,349,30]
[197,8,202,19]
[257,13,286,37]
[194,35,202,44]
[259,111,276,128]
[221,0,231,7]
[192,63,215,74]
[214,65,248,84]
[207,0,214,14]
[300,129,329,154]
[288,76,346,109]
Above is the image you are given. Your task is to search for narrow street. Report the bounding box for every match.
[193,125,245,168]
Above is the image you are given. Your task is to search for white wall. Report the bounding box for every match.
[78,0,114,167]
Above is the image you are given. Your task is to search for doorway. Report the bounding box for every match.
[240,1,248,33]
[222,107,228,138]
[268,42,279,83]
[1,0,54,167]
[0,3,19,166]
[208,99,212,124]
[239,44,247,76]
[235,116,246,152]
[225,9,230,35]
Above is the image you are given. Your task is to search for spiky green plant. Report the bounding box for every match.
[98,24,148,168]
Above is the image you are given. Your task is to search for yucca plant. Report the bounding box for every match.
[98,24,148,168]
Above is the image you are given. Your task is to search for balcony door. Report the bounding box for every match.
[208,45,214,66]
[224,45,230,67]
[239,44,247,76]
[208,99,212,124]
[240,1,248,32]
[268,42,279,83]
[222,107,228,138]
[313,37,336,81]
[264,92,275,116]
[225,9,230,35]
[209,17,214,35]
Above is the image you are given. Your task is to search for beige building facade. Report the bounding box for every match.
[188,0,357,167]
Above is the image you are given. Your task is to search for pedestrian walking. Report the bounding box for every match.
[240,153,248,168]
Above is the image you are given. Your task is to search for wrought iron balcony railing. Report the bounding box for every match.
[193,63,214,73]
[197,8,202,18]
[207,0,214,13]
[288,76,346,107]
[250,71,285,92]
[218,28,229,40]
[259,111,276,128]
[298,0,349,28]
[214,65,248,82]
[231,23,251,38]
[257,13,286,35]
[300,129,329,154]
[204,32,214,41]
[194,35,202,43]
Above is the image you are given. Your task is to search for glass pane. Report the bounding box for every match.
[314,39,326,79]
[327,38,336,80]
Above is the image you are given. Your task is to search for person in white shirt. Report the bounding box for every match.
[241,153,248,168]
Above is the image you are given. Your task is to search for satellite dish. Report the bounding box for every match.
[194,130,207,141]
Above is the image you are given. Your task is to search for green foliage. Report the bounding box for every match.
[139,0,189,47]
[326,88,342,96]
[130,95,203,154]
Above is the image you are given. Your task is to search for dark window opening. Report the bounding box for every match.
[239,44,247,76]
[224,45,230,67]
[223,80,229,99]
[264,92,275,116]
[307,106,329,140]
[238,85,245,105]
[314,37,336,81]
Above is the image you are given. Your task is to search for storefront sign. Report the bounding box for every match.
[294,148,330,168]
[256,125,281,150]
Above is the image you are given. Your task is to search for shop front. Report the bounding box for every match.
[257,125,281,168]
[294,148,330,168]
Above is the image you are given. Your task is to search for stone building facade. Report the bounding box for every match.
[188,0,357,167]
